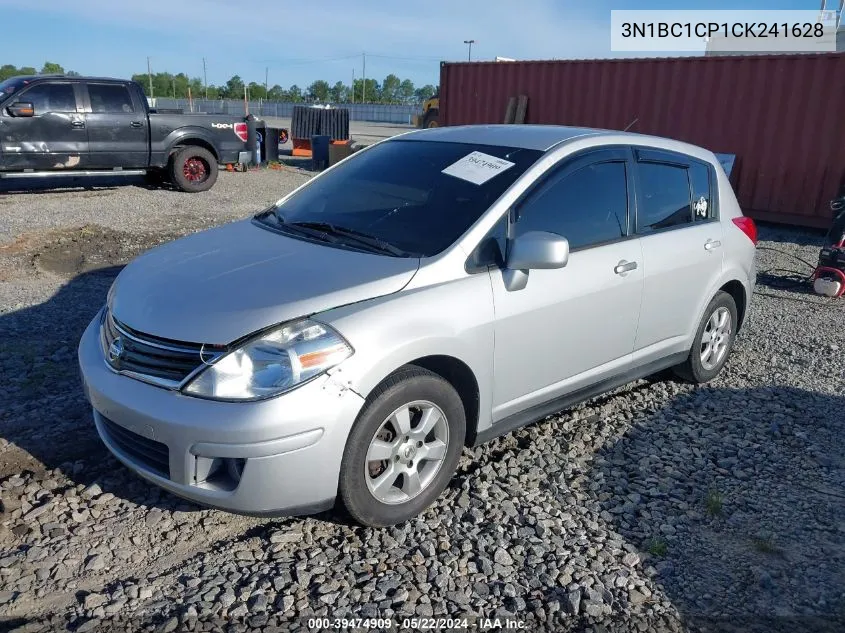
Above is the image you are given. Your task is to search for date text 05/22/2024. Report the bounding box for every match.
[306,617,528,630]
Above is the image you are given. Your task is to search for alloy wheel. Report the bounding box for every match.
[364,400,449,505]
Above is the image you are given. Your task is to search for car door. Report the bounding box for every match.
[631,148,724,362]
[82,82,149,168]
[489,148,644,422]
[0,81,86,170]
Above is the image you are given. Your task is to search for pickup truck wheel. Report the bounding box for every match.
[170,146,218,193]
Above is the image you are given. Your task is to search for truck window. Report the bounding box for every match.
[18,83,77,114]
[88,84,135,114]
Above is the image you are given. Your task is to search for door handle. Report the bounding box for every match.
[614,260,638,276]
[704,239,722,251]
[70,120,85,129]
[130,121,144,128]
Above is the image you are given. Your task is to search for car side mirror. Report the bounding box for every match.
[506,231,569,270]
[7,102,34,117]
[501,231,569,292]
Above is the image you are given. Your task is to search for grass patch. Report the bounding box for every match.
[705,487,723,517]
[752,535,781,554]
[647,538,668,557]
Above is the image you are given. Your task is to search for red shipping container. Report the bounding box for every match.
[440,53,845,228]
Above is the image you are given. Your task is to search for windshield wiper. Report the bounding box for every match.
[255,211,344,245]
[287,221,413,257]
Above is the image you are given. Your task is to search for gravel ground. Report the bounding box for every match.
[0,178,844,632]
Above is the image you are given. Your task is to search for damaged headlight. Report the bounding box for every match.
[183,319,353,401]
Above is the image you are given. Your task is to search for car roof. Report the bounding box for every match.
[2,75,130,83]
[399,124,605,151]
[397,124,717,163]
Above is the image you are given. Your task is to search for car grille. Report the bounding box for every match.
[101,310,223,388]
[100,416,170,478]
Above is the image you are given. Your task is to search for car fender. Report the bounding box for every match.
[317,274,496,436]
[689,265,753,344]
[163,126,221,158]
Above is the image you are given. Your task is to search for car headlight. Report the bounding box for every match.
[183,319,353,401]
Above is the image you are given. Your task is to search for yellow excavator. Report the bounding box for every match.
[417,92,439,128]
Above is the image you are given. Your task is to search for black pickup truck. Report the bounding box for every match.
[0,75,250,192]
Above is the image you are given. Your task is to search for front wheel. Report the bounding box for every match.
[169,146,218,193]
[674,290,738,383]
[339,367,465,527]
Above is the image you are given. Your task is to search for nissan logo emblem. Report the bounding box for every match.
[108,337,124,363]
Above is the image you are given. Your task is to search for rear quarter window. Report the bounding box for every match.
[689,162,716,221]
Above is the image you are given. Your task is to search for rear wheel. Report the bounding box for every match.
[422,109,439,128]
[674,291,738,383]
[339,367,465,527]
[169,146,218,192]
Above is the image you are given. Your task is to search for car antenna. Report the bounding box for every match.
[623,118,638,132]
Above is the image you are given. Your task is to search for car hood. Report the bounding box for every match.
[109,219,420,344]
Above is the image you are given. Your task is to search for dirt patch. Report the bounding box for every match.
[0,224,185,279]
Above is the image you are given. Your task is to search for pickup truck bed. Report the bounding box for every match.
[0,75,250,192]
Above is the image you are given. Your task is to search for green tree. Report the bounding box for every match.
[19,66,37,76]
[399,79,415,104]
[188,77,203,98]
[247,81,266,100]
[267,84,285,100]
[66,70,81,77]
[308,79,330,102]
[381,74,401,103]
[288,85,304,103]
[352,78,380,103]
[40,61,65,74]
[414,84,437,103]
[0,65,19,81]
[329,81,348,103]
[223,75,245,99]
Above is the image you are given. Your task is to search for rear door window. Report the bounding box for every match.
[87,83,135,113]
[635,162,692,232]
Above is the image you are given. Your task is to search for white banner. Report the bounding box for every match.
[611,10,839,53]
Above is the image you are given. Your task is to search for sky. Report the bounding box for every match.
[0,0,833,90]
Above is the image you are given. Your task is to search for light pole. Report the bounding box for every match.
[463,39,475,61]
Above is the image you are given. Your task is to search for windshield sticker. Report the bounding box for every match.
[442,151,515,185]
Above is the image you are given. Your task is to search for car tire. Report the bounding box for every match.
[339,366,465,527]
[674,290,738,384]
[422,109,439,128]
[169,146,218,193]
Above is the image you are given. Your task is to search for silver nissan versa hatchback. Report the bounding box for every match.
[78,125,757,526]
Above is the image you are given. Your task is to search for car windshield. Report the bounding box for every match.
[0,77,29,102]
[259,139,543,257]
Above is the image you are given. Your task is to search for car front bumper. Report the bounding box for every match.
[77,311,366,514]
